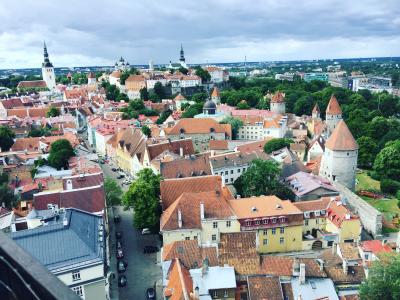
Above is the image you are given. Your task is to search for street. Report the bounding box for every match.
[114,206,162,300]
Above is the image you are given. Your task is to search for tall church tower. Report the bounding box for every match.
[41,42,56,90]
[325,94,342,136]
[319,120,358,190]
[179,44,187,68]
[270,91,286,114]
[312,103,321,120]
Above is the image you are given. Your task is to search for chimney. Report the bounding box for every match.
[317,259,324,271]
[201,257,209,276]
[343,260,348,275]
[63,216,68,226]
[382,239,386,246]
[237,194,241,199]
[332,242,337,255]
[200,202,204,220]
[179,147,183,157]
[178,209,182,228]
[299,263,306,285]
[292,257,300,275]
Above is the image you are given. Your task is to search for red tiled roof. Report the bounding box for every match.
[271,91,285,103]
[160,175,222,209]
[211,87,220,97]
[165,118,231,137]
[174,93,186,101]
[248,276,284,300]
[209,140,228,150]
[1,98,24,109]
[33,185,105,213]
[325,120,358,151]
[159,153,211,179]
[147,139,194,161]
[62,172,104,190]
[164,258,193,300]
[326,197,358,228]
[17,81,47,88]
[326,94,342,115]
[361,240,393,255]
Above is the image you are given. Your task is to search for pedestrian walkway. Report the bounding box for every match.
[107,206,120,300]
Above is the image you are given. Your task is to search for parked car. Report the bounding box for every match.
[117,260,127,273]
[116,231,122,239]
[118,275,127,287]
[143,246,159,254]
[146,288,156,300]
[116,241,123,250]
[111,168,117,172]
[117,174,125,179]
[114,215,120,224]
[116,248,124,259]
[141,228,151,235]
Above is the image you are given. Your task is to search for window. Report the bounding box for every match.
[213,290,218,297]
[185,236,190,240]
[255,220,260,225]
[225,179,228,183]
[194,236,198,240]
[263,239,268,245]
[72,286,83,297]
[72,271,81,281]
[230,178,233,183]
[225,171,228,175]
[212,234,217,241]
[305,219,309,226]
[272,218,277,224]
[263,229,268,235]
[213,222,218,229]
[238,169,241,173]
[280,237,284,244]
[230,170,234,174]
[262,219,268,225]
[245,221,251,226]
[224,290,228,297]
[280,227,285,234]
[226,221,231,227]
[272,228,276,235]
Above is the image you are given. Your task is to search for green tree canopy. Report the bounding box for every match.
[120,68,139,85]
[220,117,243,140]
[234,159,294,200]
[264,138,293,154]
[194,67,211,83]
[359,253,400,300]
[178,67,189,75]
[0,173,16,209]
[357,136,378,168]
[140,87,149,100]
[373,140,400,181]
[104,177,123,206]
[141,125,151,137]
[46,107,60,118]
[0,126,15,151]
[47,139,75,170]
[122,168,161,229]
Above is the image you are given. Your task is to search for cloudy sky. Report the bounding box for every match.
[0,0,399,68]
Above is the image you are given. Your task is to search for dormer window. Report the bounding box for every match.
[245,221,252,226]
[262,218,268,224]
[272,218,277,224]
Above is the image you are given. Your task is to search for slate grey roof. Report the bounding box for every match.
[210,151,270,169]
[10,208,104,273]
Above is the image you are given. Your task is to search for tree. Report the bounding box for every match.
[220,117,243,140]
[178,67,189,75]
[153,82,166,101]
[46,107,60,118]
[0,126,15,151]
[182,102,203,118]
[28,127,52,137]
[264,138,293,154]
[0,173,15,209]
[141,125,151,137]
[357,136,378,168]
[122,168,161,229]
[104,177,123,206]
[373,140,400,181]
[237,100,250,109]
[47,139,75,170]
[359,253,400,300]
[120,68,139,85]
[140,87,149,100]
[194,67,211,83]
[116,93,129,102]
[234,159,295,199]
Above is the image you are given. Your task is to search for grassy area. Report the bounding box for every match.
[356,170,381,192]
[357,171,400,231]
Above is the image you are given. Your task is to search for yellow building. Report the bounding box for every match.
[228,196,303,253]
[160,191,240,245]
[115,128,146,176]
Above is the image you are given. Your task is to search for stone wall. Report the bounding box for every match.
[334,182,382,238]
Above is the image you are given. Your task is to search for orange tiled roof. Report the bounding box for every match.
[293,197,331,212]
[166,118,231,137]
[160,175,222,209]
[159,153,211,179]
[260,256,327,278]
[165,258,193,300]
[326,196,358,228]
[326,94,342,115]
[247,276,284,300]
[17,80,47,88]
[361,240,393,255]
[160,191,235,231]
[218,232,260,275]
[211,87,220,97]
[228,196,302,219]
[174,93,186,101]
[162,240,218,269]
[325,120,358,151]
[271,91,285,103]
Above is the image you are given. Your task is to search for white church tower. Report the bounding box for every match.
[325,94,342,136]
[41,41,56,90]
[319,120,358,190]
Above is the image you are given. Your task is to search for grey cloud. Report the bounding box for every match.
[0,0,399,68]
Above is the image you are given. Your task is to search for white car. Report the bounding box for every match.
[141,228,151,235]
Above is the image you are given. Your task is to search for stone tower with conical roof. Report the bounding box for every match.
[325,94,342,135]
[211,87,220,105]
[41,41,56,90]
[270,91,285,114]
[319,120,358,190]
[312,103,321,120]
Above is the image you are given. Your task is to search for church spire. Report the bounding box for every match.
[179,44,185,63]
[42,41,53,68]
